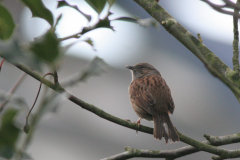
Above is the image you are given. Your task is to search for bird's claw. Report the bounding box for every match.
[134,118,141,135]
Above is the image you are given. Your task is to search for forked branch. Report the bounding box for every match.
[133,0,240,102]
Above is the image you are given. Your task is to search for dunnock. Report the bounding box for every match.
[126,63,179,143]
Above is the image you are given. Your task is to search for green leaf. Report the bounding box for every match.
[53,14,63,31]
[57,1,91,22]
[85,0,107,14]
[0,40,42,71]
[82,38,96,51]
[95,17,113,30]
[107,0,115,7]
[81,17,113,35]
[29,31,60,64]
[0,109,20,159]
[20,0,54,26]
[0,5,15,40]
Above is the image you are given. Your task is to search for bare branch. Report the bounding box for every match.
[14,63,153,133]
[10,62,240,159]
[223,0,240,10]
[201,0,234,16]
[204,133,240,145]
[101,146,177,160]
[133,0,240,103]
[179,132,240,159]
[232,0,240,74]
[201,0,240,17]
[103,133,240,160]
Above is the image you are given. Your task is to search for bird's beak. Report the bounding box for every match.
[126,65,134,70]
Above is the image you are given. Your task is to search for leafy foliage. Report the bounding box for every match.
[0,5,15,40]
[57,1,91,21]
[81,16,114,35]
[85,0,107,14]
[0,109,20,159]
[95,16,113,30]
[83,38,95,51]
[108,0,115,7]
[20,0,54,26]
[29,31,60,64]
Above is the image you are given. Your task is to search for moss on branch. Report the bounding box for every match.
[133,0,240,102]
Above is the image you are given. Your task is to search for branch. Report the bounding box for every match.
[58,16,112,42]
[24,73,55,134]
[204,133,240,145]
[103,133,240,160]
[102,146,178,160]
[14,63,152,133]
[232,0,240,74]
[221,0,240,10]
[201,0,234,16]
[3,1,240,159]
[133,0,240,103]
[201,0,240,17]
[12,63,240,159]
[179,132,240,159]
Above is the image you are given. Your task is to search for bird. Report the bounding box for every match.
[126,63,179,143]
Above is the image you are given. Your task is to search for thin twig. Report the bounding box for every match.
[24,73,54,133]
[201,0,240,17]
[0,59,5,71]
[223,0,240,10]
[201,0,233,15]
[0,73,27,112]
[58,15,113,42]
[53,70,59,85]
[58,32,81,41]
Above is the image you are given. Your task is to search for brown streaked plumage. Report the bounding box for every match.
[126,63,179,143]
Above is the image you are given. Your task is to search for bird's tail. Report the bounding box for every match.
[153,113,179,143]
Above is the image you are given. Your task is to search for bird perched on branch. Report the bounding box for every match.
[126,63,179,143]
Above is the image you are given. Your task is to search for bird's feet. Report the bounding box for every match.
[134,118,141,135]
[124,118,141,135]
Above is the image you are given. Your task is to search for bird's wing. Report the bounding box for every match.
[129,80,156,115]
[142,74,175,114]
[161,78,175,114]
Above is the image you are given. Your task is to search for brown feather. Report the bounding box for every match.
[127,63,179,143]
